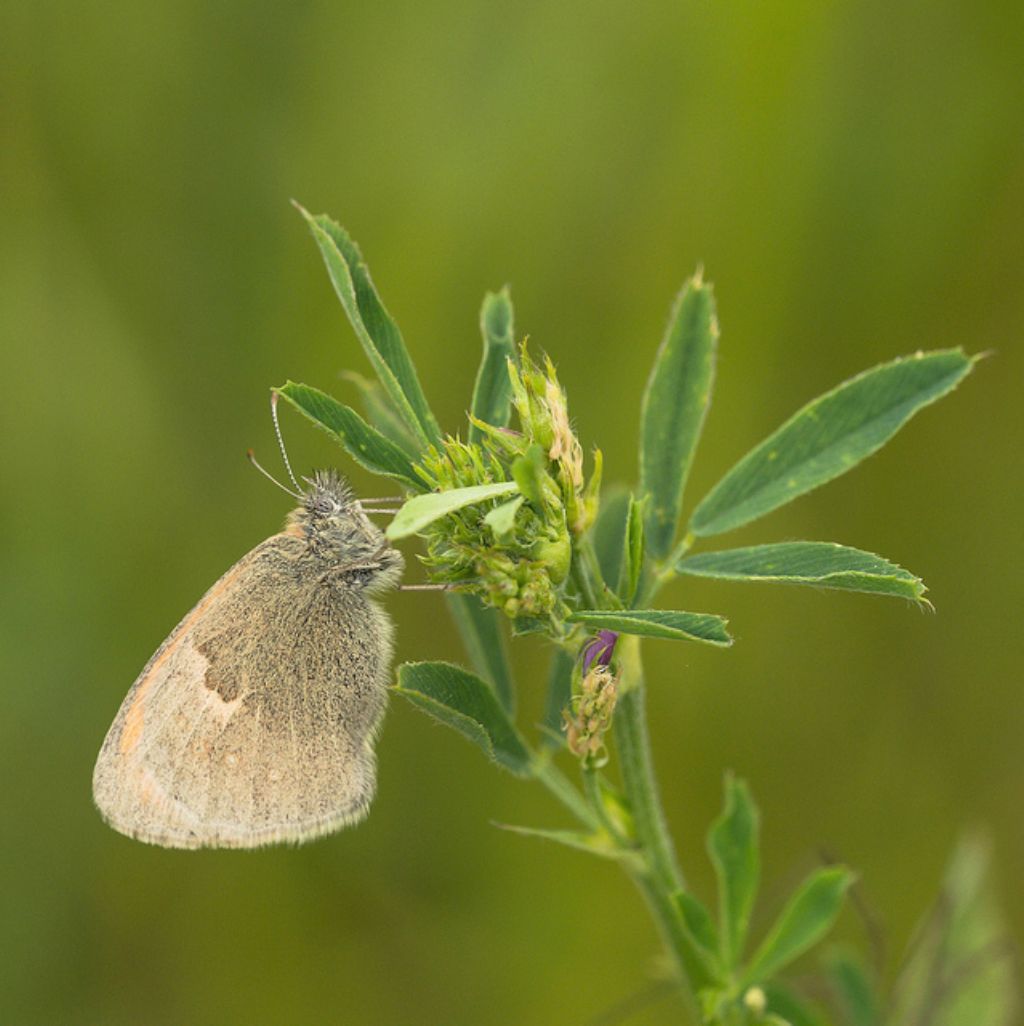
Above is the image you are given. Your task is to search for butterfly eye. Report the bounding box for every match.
[313,495,334,515]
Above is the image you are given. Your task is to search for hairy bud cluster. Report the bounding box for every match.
[412,344,600,632]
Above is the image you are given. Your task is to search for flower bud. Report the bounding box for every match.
[743,987,767,1018]
[530,530,571,585]
[563,663,618,768]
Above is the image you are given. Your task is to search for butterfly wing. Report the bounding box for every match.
[93,533,394,849]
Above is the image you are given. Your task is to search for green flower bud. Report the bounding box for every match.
[530,530,571,585]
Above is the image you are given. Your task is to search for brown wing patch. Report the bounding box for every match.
[116,561,247,756]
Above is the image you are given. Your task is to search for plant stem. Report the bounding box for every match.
[614,637,683,892]
[626,869,707,1017]
[532,757,603,832]
[644,529,696,603]
[613,633,710,1014]
[582,767,628,844]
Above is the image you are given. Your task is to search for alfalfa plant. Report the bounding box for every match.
[277,203,1015,1025]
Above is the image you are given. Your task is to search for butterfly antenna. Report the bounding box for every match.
[270,391,301,492]
[247,449,302,499]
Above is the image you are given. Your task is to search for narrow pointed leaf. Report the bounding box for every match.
[592,486,630,586]
[678,542,927,602]
[824,949,882,1026]
[669,892,725,983]
[444,593,515,714]
[341,370,421,457]
[540,647,574,749]
[295,203,441,446]
[469,287,516,444]
[640,272,718,557]
[386,481,519,539]
[675,891,721,961]
[495,822,636,862]
[276,382,422,489]
[395,661,531,775]
[690,349,975,537]
[708,775,761,969]
[617,494,646,605]
[742,867,854,987]
[760,983,833,1026]
[568,609,732,647]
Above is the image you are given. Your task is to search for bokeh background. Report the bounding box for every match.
[3,2,1022,1023]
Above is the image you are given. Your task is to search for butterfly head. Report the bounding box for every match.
[289,470,404,588]
[303,468,356,517]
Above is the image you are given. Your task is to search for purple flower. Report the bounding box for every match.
[581,629,618,673]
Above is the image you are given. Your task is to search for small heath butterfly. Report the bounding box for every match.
[93,403,405,849]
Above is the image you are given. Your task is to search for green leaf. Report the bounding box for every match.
[294,203,441,446]
[386,481,519,539]
[640,272,718,557]
[824,948,882,1026]
[568,609,732,647]
[678,542,927,602]
[708,775,761,969]
[509,616,550,637]
[742,867,854,987]
[675,890,721,961]
[444,593,515,714]
[668,891,725,985]
[760,982,832,1026]
[617,494,646,606]
[690,349,976,537]
[494,822,637,863]
[469,287,516,444]
[394,661,531,775]
[483,495,524,542]
[539,648,574,749]
[276,382,423,489]
[591,486,630,586]
[340,370,421,458]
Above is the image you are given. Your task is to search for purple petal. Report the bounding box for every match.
[581,629,619,673]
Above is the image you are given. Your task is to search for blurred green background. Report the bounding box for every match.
[3,2,1022,1023]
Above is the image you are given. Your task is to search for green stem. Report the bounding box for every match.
[627,869,707,1018]
[643,529,696,604]
[532,757,603,832]
[614,637,683,892]
[613,634,711,1014]
[582,767,627,844]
